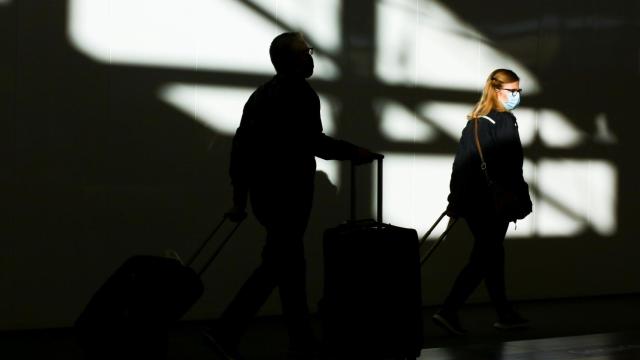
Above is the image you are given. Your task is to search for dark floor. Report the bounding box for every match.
[420,332,640,360]
[2,293,639,359]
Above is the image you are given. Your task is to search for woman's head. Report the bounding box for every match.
[468,69,521,119]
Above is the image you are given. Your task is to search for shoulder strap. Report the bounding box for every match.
[473,118,493,185]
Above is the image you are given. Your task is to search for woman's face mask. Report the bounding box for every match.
[497,82,522,110]
[501,91,521,110]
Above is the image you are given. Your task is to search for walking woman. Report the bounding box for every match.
[433,69,533,335]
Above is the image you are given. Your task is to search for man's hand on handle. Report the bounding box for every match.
[352,147,384,166]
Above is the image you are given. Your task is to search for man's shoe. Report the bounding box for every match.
[432,310,467,336]
[494,310,529,330]
[202,329,243,360]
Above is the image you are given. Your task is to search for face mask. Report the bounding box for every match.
[501,92,520,110]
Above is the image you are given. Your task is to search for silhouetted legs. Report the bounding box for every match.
[216,188,315,351]
[441,213,510,315]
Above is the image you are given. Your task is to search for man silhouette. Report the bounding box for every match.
[206,32,381,359]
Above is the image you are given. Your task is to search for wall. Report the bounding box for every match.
[1,0,638,330]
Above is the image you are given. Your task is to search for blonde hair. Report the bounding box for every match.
[468,69,520,120]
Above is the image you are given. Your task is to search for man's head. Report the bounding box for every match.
[269,32,314,78]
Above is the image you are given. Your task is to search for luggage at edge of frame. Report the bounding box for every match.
[74,217,242,360]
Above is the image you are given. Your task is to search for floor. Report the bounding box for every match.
[1,294,639,359]
[419,332,640,360]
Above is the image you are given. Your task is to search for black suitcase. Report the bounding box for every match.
[321,159,423,359]
[75,217,241,359]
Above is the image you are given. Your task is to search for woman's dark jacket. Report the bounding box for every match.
[447,110,532,218]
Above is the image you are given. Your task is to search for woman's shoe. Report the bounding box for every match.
[494,310,529,330]
[432,310,468,336]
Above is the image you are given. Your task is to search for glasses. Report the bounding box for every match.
[295,47,314,56]
[501,88,522,95]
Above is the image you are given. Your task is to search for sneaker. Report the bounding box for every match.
[432,310,467,336]
[494,310,529,330]
[202,328,243,360]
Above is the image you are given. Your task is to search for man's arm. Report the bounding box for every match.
[314,133,382,164]
[227,91,260,222]
[227,126,250,221]
[313,133,358,160]
[229,127,249,205]
[307,88,381,163]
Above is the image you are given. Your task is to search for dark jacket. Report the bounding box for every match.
[230,74,357,210]
[447,110,532,217]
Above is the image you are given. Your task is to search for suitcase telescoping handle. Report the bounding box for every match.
[350,157,383,223]
[419,210,458,265]
[186,215,243,277]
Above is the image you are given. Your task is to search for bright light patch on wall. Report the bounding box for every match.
[375,153,454,237]
[375,99,438,142]
[314,92,342,185]
[417,103,585,149]
[509,108,538,146]
[538,110,585,147]
[159,84,339,137]
[67,0,339,79]
[159,84,252,135]
[69,0,617,240]
[250,0,342,54]
[375,0,540,93]
[375,154,616,238]
[536,159,617,236]
[505,159,536,238]
[159,83,340,187]
[513,108,586,147]
[417,101,472,141]
[415,101,540,146]
[316,159,340,189]
[317,94,339,136]
[377,155,535,239]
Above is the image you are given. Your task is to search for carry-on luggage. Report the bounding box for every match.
[75,216,242,359]
[321,158,423,359]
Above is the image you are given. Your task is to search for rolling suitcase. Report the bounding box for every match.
[321,158,423,359]
[75,216,242,359]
